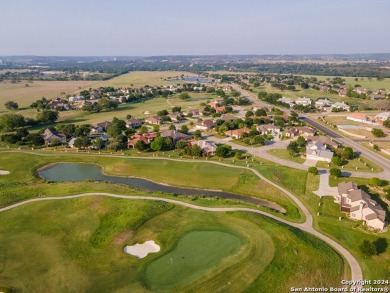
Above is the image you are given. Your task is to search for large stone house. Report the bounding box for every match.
[42,128,67,145]
[191,140,217,156]
[335,182,386,231]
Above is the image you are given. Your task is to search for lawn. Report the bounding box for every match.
[316,156,383,172]
[0,196,345,293]
[266,148,305,164]
[0,151,302,221]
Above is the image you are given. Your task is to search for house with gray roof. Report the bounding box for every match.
[305,141,333,162]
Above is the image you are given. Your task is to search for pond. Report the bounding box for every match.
[38,163,285,213]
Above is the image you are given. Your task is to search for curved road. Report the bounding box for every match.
[0,192,362,287]
[0,150,363,286]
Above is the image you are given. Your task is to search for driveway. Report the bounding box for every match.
[314,170,338,197]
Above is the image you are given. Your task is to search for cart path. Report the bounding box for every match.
[0,192,362,285]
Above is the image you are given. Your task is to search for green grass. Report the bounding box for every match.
[316,156,383,172]
[266,148,305,164]
[0,197,344,293]
[145,230,247,290]
[0,151,302,221]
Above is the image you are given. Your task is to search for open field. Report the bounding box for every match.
[14,92,213,127]
[0,80,98,109]
[0,71,201,111]
[0,196,344,293]
[266,149,305,164]
[360,142,390,160]
[302,75,390,91]
[0,151,301,221]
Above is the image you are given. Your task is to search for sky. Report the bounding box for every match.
[0,0,389,56]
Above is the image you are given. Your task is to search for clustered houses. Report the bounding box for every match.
[346,112,390,125]
[285,126,316,138]
[305,141,334,162]
[335,182,386,231]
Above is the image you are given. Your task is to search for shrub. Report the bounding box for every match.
[359,240,377,256]
[330,168,342,177]
[308,167,318,175]
[371,128,385,137]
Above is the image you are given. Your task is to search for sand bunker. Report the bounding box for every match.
[124,240,160,259]
[0,170,10,175]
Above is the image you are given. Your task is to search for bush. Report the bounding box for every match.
[371,128,385,137]
[331,156,343,166]
[330,168,342,177]
[308,167,318,175]
[369,177,383,187]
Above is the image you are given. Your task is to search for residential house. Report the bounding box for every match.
[225,127,250,139]
[305,141,334,162]
[125,117,142,128]
[127,132,157,148]
[347,113,370,123]
[195,119,216,130]
[42,128,67,145]
[192,140,217,156]
[257,124,280,135]
[277,97,294,107]
[375,112,390,124]
[286,126,316,138]
[331,102,349,111]
[168,113,182,123]
[160,130,190,143]
[335,182,386,231]
[295,97,313,106]
[145,115,162,125]
[96,121,112,131]
[184,109,201,117]
[307,136,340,149]
[315,99,333,109]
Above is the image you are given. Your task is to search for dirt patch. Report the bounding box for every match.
[113,231,134,246]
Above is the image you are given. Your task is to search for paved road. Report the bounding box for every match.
[303,117,390,177]
[0,192,363,286]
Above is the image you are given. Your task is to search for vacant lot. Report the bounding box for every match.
[0,80,98,109]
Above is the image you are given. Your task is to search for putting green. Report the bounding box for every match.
[145,230,244,289]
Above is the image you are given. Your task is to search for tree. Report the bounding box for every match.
[308,166,318,175]
[150,136,165,151]
[135,140,147,151]
[360,240,377,256]
[153,125,160,133]
[73,137,89,149]
[171,106,181,113]
[371,128,385,137]
[193,130,202,140]
[331,156,343,166]
[25,133,44,146]
[287,141,300,156]
[139,126,148,134]
[300,82,309,89]
[330,168,342,177]
[91,137,105,150]
[0,113,25,131]
[179,92,191,100]
[340,147,354,160]
[37,110,59,124]
[175,140,188,149]
[57,124,76,138]
[169,124,176,130]
[74,124,92,137]
[255,108,267,116]
[383,119,390,128]
[296,136,306,147]
[180,125,189,134]
[216,145,232,158]
[4,101,18,110]
[98,97,119,110]
[190,144,202,157]
[369,177,383,187]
